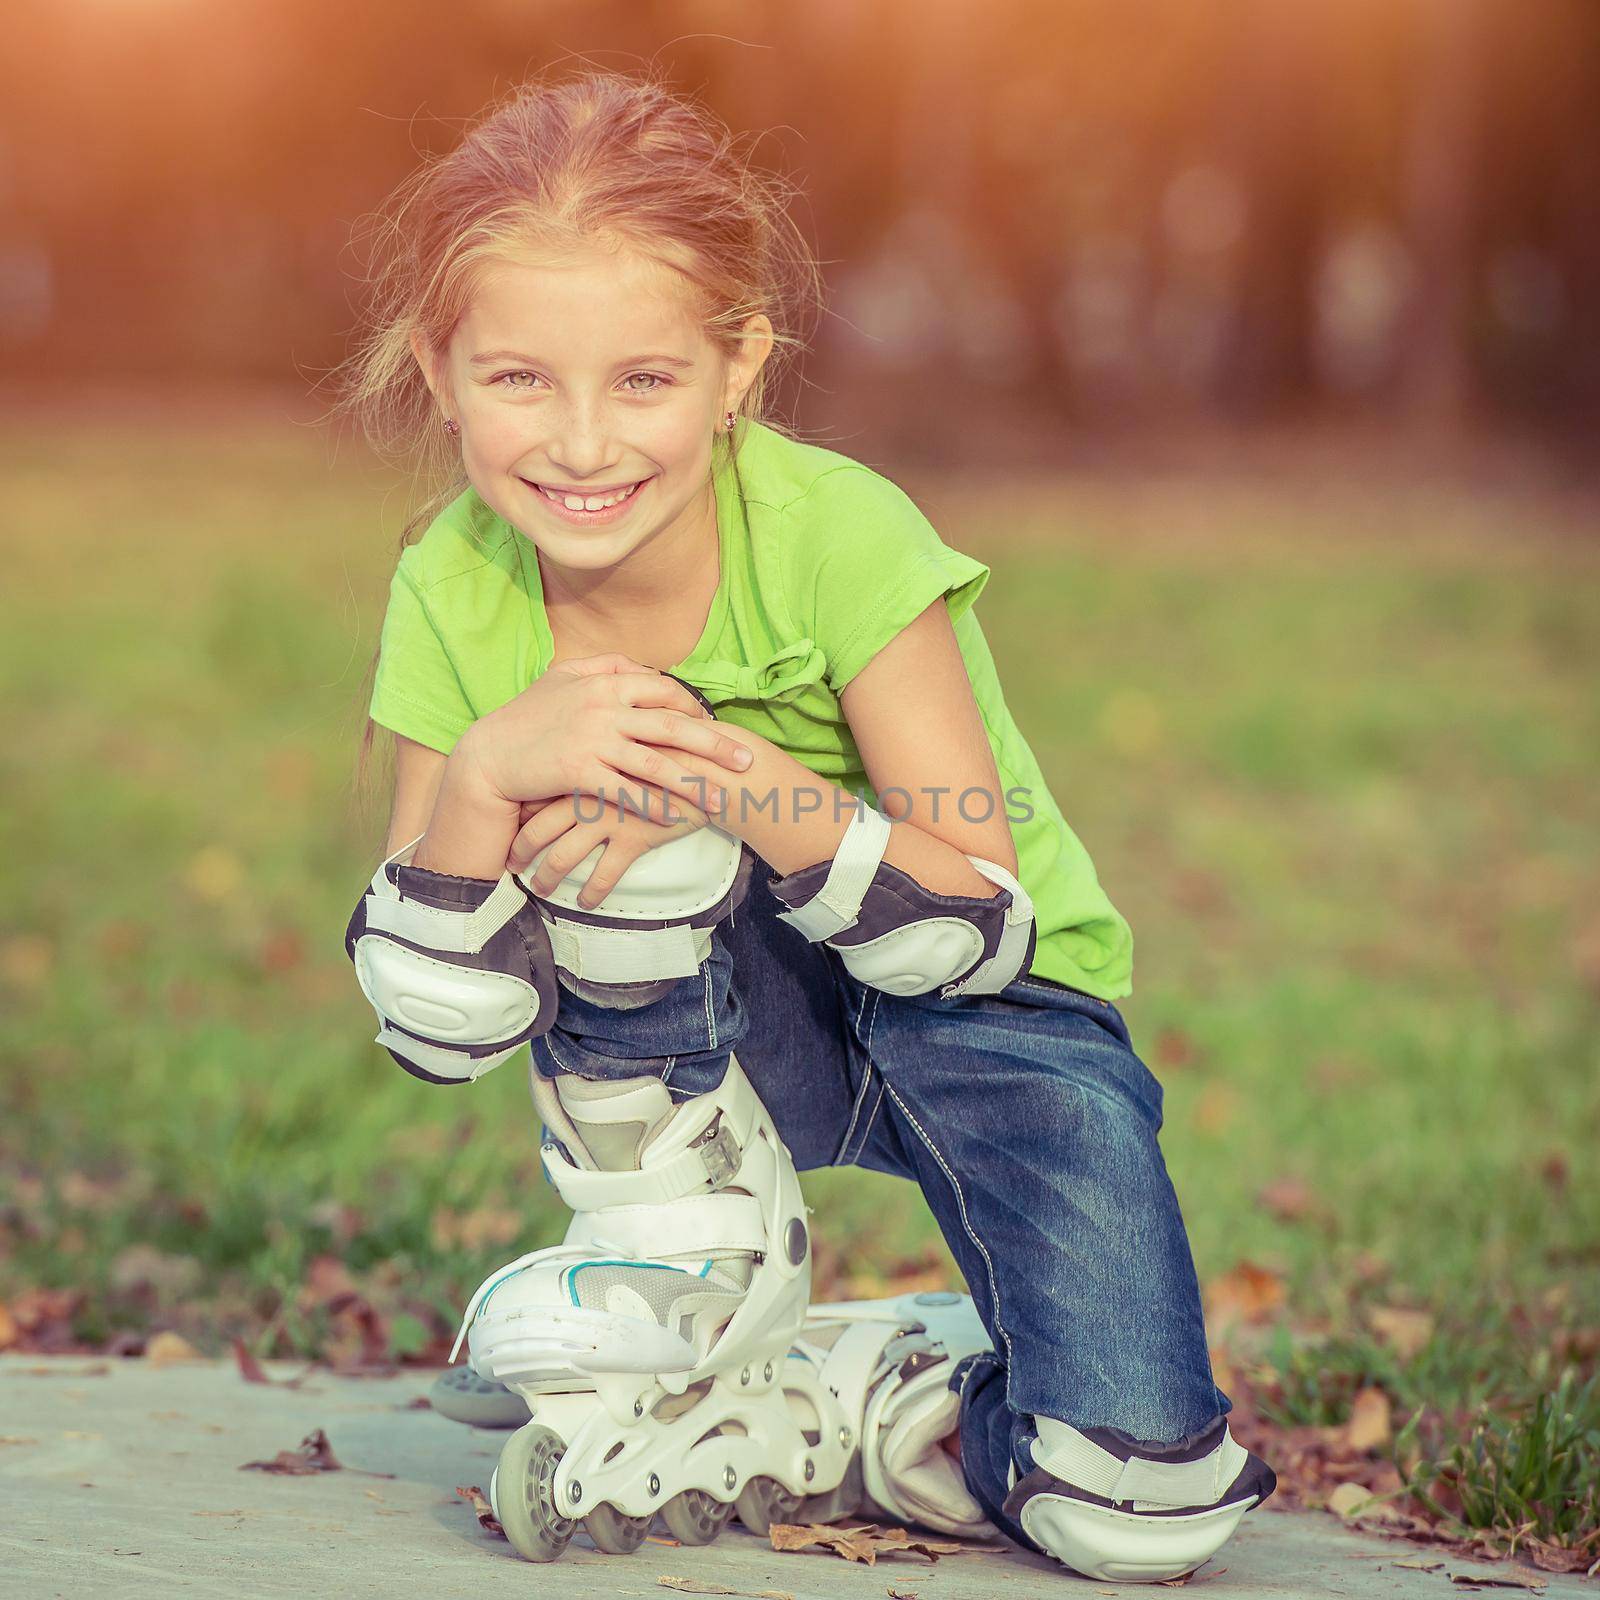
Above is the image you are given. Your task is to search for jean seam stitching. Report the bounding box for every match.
[882,1079,1016,1392]
[850,1079,889,1164]
[832,981,879,1167]
[701,962,716,1049]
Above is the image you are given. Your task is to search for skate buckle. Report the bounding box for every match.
[693,1119,740,1188]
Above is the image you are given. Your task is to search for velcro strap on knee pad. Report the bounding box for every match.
[345,831,559,1084]
[518,824,754,986]
[768,803,1037,997]
[1021,1416,1249,1511]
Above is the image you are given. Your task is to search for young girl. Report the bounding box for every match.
[338,71,1274,1582]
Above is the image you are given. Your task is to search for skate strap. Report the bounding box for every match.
[564,1193,768,1257]
[542,1122,745,1208]
[363,833,533,955]
[811,1318,909,1411]
[1032,1419,1245,1507]
[541,914,712,983]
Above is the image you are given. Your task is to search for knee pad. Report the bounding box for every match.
[345,836,560,1086]
[1001,1415,1277,1584]
[517,672,755,1006]
[518,824,754,1003]
[767,801,1036,997]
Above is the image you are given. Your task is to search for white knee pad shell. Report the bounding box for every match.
[517,822,754,1001]
[345,806,752,1084]
[767,801,1037,998]
[1002,1414,1277,1583]
[345,834,560,1085]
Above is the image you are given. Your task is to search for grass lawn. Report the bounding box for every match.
[2,413,1596,1563]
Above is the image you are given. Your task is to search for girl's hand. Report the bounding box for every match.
[462,653,753,824]
[509,791,711,910]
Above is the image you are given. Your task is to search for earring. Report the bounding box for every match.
[443,417,460,436]
[723,410,737,432]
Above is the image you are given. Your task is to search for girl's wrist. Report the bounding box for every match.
[410,732,524,877]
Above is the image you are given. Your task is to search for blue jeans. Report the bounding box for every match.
[529,874,1232,1547]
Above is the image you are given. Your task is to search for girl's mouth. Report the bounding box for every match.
[522,476,650,523]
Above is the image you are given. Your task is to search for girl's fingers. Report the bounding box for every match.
[602,744,728,820]
[524,824,607,897]
[616,708,753,771]
[571,838,646,910]
[616,670,712,721]
[507,805,575,874]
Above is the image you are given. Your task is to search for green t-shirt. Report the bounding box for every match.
[369,420,1133,999]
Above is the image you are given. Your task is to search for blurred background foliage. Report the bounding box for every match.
[2,0,1598,447]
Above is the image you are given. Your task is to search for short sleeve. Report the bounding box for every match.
[367,547,477,754]
[783,466,990,695]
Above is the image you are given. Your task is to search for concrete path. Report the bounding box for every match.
[1,1354,1585,1599]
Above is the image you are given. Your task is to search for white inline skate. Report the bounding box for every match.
[440,803,856,1562]
[452,1053,856,1560]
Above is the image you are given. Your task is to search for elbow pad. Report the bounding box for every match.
[344,832,559,1085]
[767,802,1036,999]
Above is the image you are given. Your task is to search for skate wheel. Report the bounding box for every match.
[495,1422,574,1562]
[733,1474,805,1535]
[583,1502,651,1555]
[659,1488,733,1545]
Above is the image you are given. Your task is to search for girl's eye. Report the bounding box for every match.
[493,371,670,394]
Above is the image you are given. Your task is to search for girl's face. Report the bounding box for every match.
[416,245,770,574]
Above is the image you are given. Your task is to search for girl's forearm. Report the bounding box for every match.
[409,733,523,878]
[705,731,1002,898]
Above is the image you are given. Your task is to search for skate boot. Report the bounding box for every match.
[790,1289,1002,1540]
[449,1054,854,1561]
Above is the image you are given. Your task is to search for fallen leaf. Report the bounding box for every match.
[888,1588,922,1600]
[241,1428,345,1475]
[1365,1304,1435,1361]
[768,1522,998,1566]
[1448,1573,1548,1591]
[1328,1482,1382,1519]
[455,1484,504,1537]
[1203,1262,1286,1327]
[1394,1558,1446,1571]
[0,1436,39,1446]
[1257,1177,1315,1223]
[229,1338,317,1389]
[145,1331,200,1367]
[1344,1387,1392,1452]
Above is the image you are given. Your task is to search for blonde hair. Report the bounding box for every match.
[325,67,824,832]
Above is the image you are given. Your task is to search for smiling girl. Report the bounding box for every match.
[335,70,1274,1581]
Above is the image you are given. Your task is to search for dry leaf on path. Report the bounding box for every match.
[455,1484,504,1537]
[1448,1573,1548,1591]
[769,1521,999,1566]
[1394,1558,1446,1570]
[1158,1569,1226,1587]
[241,1428,394,1480]
[144,1331,200,1366]
[230,1338,317,1388]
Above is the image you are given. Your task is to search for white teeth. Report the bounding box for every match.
[539,481,638,511]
